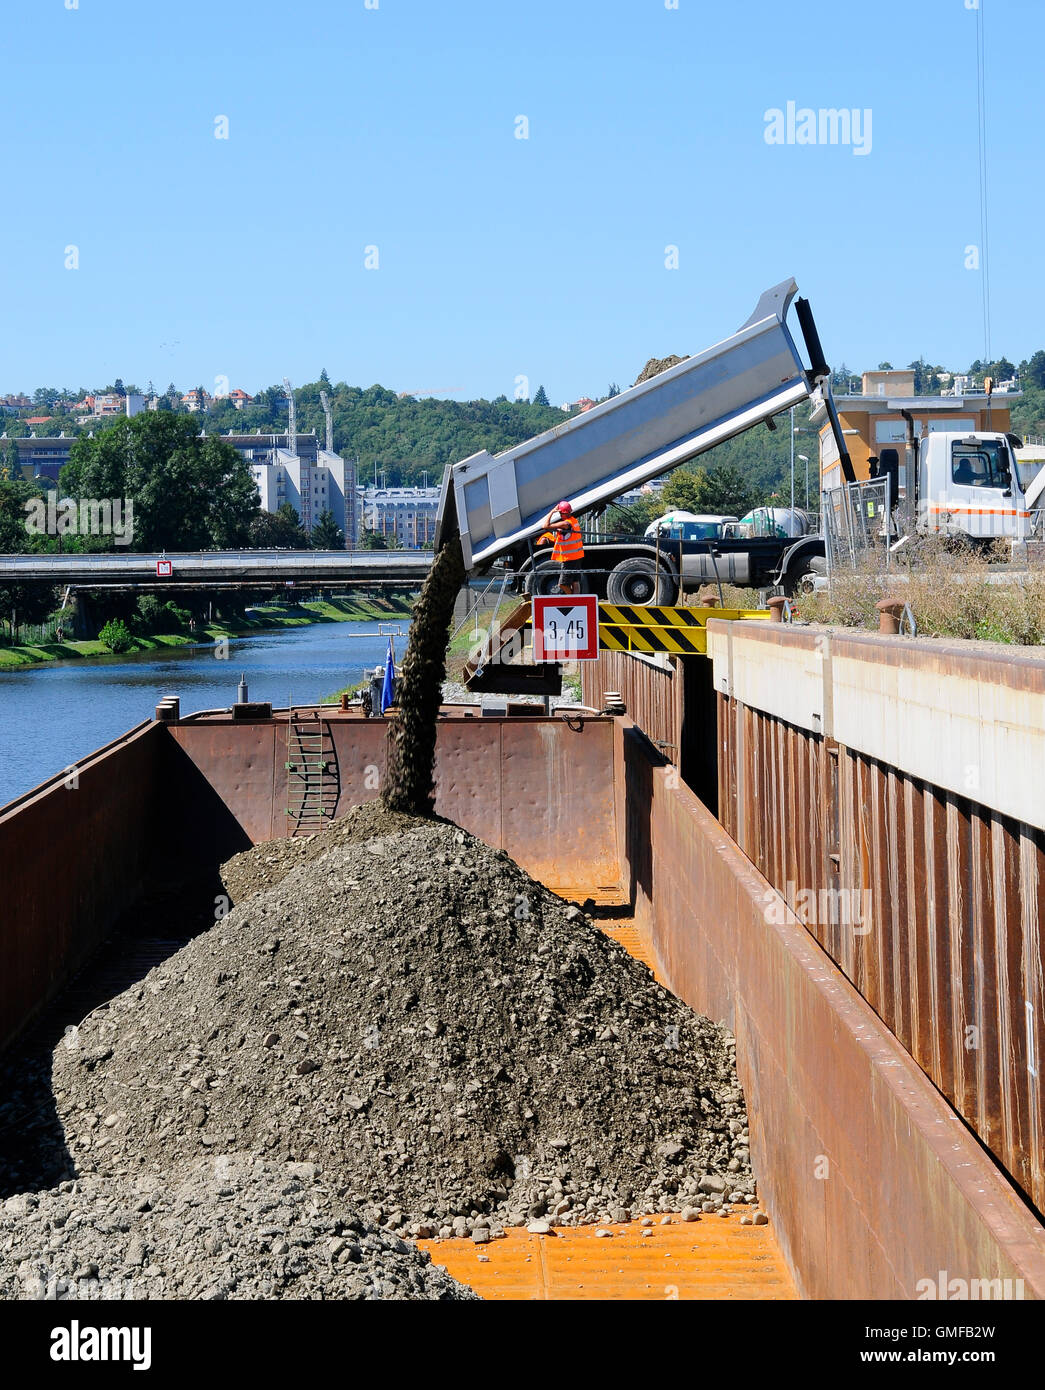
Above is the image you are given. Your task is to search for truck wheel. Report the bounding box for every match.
[524,564,592,596]
[606,557,676,606]
[785,555,827,596]
[524,564,562,596]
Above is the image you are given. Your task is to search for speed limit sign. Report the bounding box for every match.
[532,594,599,661]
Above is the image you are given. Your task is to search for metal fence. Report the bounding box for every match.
[822,477,892,573]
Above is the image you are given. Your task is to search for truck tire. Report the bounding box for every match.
[606,557,676,606]
[524,563,589,596]
[785,555,826,595]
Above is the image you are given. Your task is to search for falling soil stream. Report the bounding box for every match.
[382,537,465,815]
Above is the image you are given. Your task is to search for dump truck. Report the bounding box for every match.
[894,428,1043,542]
[434,278,850,595]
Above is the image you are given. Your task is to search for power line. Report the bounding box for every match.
[975,1,992,365]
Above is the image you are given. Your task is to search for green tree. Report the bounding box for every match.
[604,493,665,535]
[60,413,259,551]
[360,527,389,550]
[99,617,133,652]
[658,473,704,513]
[311,509,344,549]
[249,503,308,549]
[0,579,57,631]
[1022,351,1045,391]
[533,384,550,407]
[0,476,40,549]
[660,464,758,518]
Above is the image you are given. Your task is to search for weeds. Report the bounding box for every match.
[796,540,1045,645]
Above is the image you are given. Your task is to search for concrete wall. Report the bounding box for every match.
[708,621,1045,831]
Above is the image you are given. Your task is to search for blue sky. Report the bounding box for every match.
[1,0,1040,402]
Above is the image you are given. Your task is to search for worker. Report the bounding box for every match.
[537,499,585,595]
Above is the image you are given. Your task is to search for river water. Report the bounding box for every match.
[0,620,407,809]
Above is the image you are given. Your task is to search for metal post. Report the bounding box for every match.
[790,405,795,519]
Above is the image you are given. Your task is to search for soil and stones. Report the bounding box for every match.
[382,537,465,816]
[50,806,755,1236]
[634,354,687,385]
[0,1158,473,1301]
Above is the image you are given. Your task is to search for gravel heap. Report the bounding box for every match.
[0,1158,473,1301]
[52,805,753,1236]
[634,354,687,385]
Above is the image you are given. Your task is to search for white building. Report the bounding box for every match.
[223,431,359,546]
[362,486,439,548]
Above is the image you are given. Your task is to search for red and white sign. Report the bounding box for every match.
[532,594,599,662]
[156,558,173,578]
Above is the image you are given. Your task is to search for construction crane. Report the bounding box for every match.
[319,389,334,453]
[283,377,297,457]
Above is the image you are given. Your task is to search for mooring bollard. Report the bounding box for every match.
[875,599,906,635]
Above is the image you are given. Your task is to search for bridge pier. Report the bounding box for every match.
[68,591,98,640]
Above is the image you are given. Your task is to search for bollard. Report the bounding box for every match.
[767,596,789,623]
[875,599,906,635]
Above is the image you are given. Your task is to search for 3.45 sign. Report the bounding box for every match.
[532,594,599,662]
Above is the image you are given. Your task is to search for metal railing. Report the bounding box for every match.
[822,477,893,574]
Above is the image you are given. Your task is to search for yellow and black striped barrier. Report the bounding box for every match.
[596,604,769,655]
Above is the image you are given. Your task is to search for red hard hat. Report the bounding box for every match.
[557,500,573,515]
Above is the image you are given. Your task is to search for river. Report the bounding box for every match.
[0,619,408,809]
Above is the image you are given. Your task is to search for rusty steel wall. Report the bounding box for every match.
[719,694,1045,1220]
[0,722,164,1052]
[168,715,622,905]
[583,650,680,758]
[619,722,1045,1300]
[4,704,1045,1295]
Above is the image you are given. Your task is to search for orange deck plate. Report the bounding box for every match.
[417,915,797,1301]
[420,1215,796,1301]
[599,918,660,974]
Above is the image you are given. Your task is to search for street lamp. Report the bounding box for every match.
[798,455,810,510]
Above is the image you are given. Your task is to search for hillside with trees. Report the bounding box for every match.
[6,348,1045,518]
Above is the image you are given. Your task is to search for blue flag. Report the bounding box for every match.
[381,637,396,713]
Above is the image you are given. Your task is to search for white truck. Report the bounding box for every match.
[838,425,1045,552]
[911,431,1043,542]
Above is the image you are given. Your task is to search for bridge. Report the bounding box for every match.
[0,550,433,590]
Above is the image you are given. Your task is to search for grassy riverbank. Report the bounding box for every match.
[0,595,414,671]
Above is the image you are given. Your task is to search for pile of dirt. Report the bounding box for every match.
[220,801,419,906]
[634,354,687,385]
[52,808,753,1234]
[0,1158,473,1301]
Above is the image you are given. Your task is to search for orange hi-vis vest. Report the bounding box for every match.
[539,516,584,563]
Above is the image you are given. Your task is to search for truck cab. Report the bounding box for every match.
[918,432,1034,542]
[644,512,740,542]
